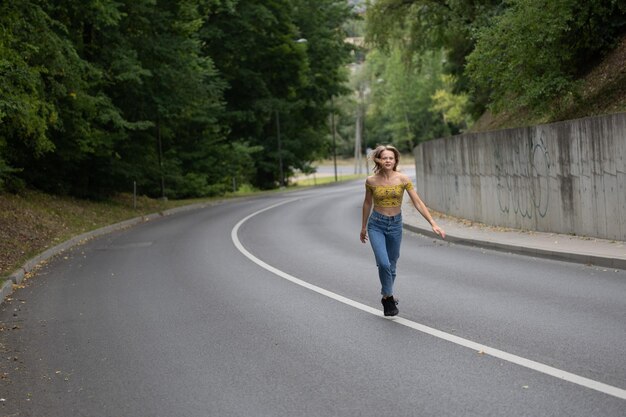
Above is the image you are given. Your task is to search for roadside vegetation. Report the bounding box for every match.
[0,191,218,279]
[368,1,624,134]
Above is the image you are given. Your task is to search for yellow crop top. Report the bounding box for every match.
[366,181,414,208]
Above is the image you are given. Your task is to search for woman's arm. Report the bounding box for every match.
[360,184,373,243]
[406,187,446,239]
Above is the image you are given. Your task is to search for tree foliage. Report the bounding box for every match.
[202,0,352,188]
[366,0,626,123]
[466,0,626,114]
[0,1,81,190]
[366,0,501,116]
[363,47,460,152]
[0,0,353,196]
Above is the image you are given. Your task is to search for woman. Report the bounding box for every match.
[360,145,445,316]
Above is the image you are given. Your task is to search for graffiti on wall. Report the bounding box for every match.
[496,133,551,219]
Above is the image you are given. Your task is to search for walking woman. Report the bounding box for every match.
[360,145,445,316]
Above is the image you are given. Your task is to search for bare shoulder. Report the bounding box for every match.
[365,175,378,186]
[397,173,416,191]
[396,172,411,183]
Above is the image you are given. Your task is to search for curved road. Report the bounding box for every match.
[1,181,625,416]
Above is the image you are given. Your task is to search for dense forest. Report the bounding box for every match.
[0,0,353,198]
[1,0,625,199]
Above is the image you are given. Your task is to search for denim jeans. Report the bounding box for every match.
[367,211,403,296]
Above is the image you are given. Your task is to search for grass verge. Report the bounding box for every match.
[292,174,366,187]
[0,190,204,279]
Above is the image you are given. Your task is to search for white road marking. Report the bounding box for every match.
[231,199,626,400]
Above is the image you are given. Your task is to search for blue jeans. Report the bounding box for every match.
[367,211,403,297]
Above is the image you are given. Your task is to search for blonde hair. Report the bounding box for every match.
[369,145,400,174]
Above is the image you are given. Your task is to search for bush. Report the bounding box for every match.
[466,0,626,115]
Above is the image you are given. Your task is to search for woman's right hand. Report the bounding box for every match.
[360,228,368,243]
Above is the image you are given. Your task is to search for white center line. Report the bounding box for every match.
[231,199,626,400]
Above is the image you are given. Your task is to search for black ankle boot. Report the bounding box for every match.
[381,296,399,316]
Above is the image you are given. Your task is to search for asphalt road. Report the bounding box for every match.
[1,181,625,416]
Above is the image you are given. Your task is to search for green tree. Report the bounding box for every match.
[2,0,353,196]
[366,0,501,117]
[0,0,128,196]
[0,4,54,157]
[202,0,352,188]
[364,47,458,152]
[289,0,353,171]
[430,75,472,128]
[466,0,626,115]
[48,0,227,198]
[201,0,308,188]
[120,0,227,198]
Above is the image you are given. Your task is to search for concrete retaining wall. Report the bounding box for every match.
[413,112,626,241]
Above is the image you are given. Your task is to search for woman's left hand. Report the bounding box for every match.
[432,224,446,239]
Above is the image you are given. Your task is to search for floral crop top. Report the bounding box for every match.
[366,181,414,208]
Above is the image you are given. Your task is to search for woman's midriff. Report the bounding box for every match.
[373,206,401,217]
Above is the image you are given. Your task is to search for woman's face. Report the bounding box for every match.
[379,150,396,170]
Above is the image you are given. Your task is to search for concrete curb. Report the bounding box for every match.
[0,279,13,302]
[403,223,626,270]
[1,201,214,305]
